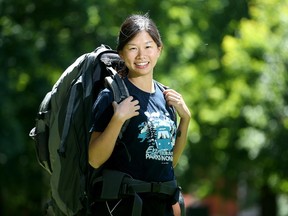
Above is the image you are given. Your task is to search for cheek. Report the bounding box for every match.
[152,53,161,63]
[122,57,134,69]
[122,52,134,62]
[124,57,133,66]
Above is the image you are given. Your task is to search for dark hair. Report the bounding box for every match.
[116,13,162,51]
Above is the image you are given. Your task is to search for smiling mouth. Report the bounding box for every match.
[135,62,149,67]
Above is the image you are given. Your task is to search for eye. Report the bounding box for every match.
[128,47,138,52]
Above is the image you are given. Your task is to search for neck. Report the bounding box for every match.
[128,76,154,93]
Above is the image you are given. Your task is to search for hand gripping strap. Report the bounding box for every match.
[105,68,130,140]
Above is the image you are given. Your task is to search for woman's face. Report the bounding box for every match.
[119,31,162,78]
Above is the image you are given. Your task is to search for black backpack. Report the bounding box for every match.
[29,45,129,215]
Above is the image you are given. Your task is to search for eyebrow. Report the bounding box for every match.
[127,41,153,46]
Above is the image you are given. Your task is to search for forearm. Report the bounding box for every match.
[89,97,140,168]
[88,115,125,168]
[173,117,190,167]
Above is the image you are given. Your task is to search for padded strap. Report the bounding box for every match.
[100,170,130,200]
[105,67,129,103]
[130,189,143,216]
[104,69,130,140]
[155,81,177,123]
[97,170,143,216]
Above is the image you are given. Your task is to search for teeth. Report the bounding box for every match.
[136,62,148,66]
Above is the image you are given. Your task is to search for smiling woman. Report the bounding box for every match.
[88,13,191,216]
[118,31,162,91]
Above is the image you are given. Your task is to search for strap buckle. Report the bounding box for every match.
[120,183,134,196]
[151,182,161,193]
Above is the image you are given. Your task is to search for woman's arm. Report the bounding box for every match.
[172,116,190,167]
[88,96,140,168]
[163,89,191,167]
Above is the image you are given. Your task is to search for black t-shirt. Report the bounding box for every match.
[90,78,177,182]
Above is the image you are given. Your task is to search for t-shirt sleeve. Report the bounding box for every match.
[90,89,114,132]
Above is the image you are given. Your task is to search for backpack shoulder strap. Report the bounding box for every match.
[105,68,129,103]
[155,81,177,122]
[105,68,130,140]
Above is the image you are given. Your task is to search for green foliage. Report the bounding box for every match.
[1,0,288,214]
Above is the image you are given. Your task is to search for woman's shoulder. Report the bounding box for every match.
[94,88,114,105]
[154,80,168,92]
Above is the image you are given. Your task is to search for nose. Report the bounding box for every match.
[136,48,145,58]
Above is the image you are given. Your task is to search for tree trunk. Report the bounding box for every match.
[260,185,277,216]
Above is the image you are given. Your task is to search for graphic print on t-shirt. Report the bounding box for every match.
[138,111,176,163]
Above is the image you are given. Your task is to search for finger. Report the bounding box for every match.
[132,99,139,106]
[124,96,134,102]
[134,104,141,111]
[112,101,118,109]
[163,88,178,95]
[166,93,181,102]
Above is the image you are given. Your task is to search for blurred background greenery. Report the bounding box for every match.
[1,0,288,215]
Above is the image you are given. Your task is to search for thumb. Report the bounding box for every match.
[112,101,118,110]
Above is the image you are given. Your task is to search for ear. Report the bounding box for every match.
[157,46,162,57]
[118,50,124,59]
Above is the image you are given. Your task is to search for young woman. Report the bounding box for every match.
[89,13,191,216]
